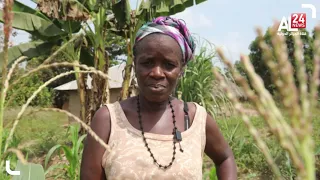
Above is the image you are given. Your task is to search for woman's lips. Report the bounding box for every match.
[147,84,166,92]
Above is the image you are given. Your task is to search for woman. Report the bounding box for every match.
[80,16,237,180]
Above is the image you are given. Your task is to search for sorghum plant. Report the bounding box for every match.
[213,23,320,180]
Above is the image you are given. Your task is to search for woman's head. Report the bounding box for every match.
[133,16,195,102]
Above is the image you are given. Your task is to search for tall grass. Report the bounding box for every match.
[175,46,233,118]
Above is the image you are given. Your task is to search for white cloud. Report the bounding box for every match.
[172,9,213,29]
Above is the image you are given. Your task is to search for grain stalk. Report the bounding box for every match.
[2,148,27,165]
[7,62,94,92]
[0,0,14,165]
[32,108,110,152]
[5,62,120,108]
[255,28,304,167]
[41,33,83,65]
[214,24,320,179]
[214,50,284,179]
[310,26,320,112]
[2,70,110,166]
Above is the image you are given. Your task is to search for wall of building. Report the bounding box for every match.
[62,88,123,123]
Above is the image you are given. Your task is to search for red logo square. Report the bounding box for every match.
[291,13,306,28]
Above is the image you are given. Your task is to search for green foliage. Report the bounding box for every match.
[0,129,22,179]
[136,0,208,22]
[13,160,45,180]
[6,68,54,107]
[175,47,217,116]
[203,167,218,180]
[105,31,127,62]
[0,0,82,67]
[4,107,69,156]
[44,125,86,180]
[6,44,78,108]
[236,28,315,94]
[83,28,127,66]
[213,110,320,179]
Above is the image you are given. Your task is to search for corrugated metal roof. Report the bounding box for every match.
[54,63,133,91]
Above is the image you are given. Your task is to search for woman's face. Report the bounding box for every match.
[134,34,183,102]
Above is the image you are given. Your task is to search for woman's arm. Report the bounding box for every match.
[204,113,237,180]
[80,106,111,180]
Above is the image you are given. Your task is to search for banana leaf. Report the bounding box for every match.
[0,41,55,72]
[136,0,208,22]
[1,1,81,38]
[13,0,49,20]
[0,11,65,39]
[111,0,131,28]
[12,160,45,180]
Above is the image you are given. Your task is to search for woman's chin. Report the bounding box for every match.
[140,89,170,102]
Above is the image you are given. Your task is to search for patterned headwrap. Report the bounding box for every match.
[135,16,196,65]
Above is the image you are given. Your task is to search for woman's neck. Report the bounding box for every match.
[138,95,170,112]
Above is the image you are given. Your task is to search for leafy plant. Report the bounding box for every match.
[13,160,45,180]
[203,167,218,180]
[175,45,233,118]
[44,125,87,179]
[6,68,54,107]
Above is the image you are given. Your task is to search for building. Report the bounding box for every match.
[54,63,136,120]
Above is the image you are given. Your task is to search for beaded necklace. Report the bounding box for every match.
[136,95,183,169]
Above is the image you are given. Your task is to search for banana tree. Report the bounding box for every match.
[0,0,90,126]
[35,0,209,126]
[0,0,84,67]
[34,0,121,129]
[1,0,208,128]
[110,0,208,100]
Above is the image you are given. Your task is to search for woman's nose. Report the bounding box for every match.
[150,65,165,79]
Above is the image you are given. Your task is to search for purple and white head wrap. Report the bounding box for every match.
[135,16,196,65]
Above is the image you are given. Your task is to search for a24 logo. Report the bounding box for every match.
[278,4,317,35]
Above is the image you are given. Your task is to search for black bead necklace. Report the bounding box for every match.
[136,95,183,169]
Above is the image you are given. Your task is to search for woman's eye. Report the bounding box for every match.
[141,61,152,65]
[166,62,176,68]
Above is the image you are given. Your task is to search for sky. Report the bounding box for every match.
[12,0,320,64]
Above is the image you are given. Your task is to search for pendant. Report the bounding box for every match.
[175,130,182,141]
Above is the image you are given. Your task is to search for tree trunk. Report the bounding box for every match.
[77,69,87,123]
[119,33,133,100]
